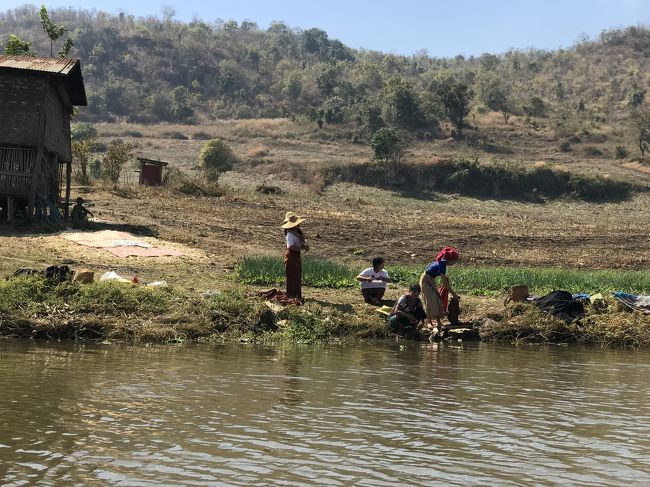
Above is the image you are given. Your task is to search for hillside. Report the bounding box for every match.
[1,5,649,135]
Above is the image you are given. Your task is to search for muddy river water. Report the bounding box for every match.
[1,340,650,486]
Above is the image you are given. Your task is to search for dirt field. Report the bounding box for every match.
[1,116,649,294]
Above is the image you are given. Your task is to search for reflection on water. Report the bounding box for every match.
[1,340,650,486]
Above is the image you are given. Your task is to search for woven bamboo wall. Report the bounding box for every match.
[0,146,36,196]
[0,71,72,162]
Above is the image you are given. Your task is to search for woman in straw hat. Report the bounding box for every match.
[419,246,459,330]
[282,212,309,299]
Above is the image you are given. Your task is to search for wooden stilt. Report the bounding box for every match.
[7,196,14,223]
[65,160,71,221]
[27,78,48,223]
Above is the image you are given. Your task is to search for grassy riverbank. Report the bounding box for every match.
[1,273,649,347]
[0,276,387,343]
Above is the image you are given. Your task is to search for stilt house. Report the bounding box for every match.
[0,56,87,221]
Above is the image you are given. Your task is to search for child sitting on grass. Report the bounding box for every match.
[356,257,391,305]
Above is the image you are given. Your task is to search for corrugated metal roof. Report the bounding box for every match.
[0,56,79,75]
[0,55,87,106]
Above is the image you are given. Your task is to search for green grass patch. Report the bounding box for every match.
[237,255,357,288]
[237,256,650,295]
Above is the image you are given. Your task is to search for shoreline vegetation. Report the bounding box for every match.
[1,262,649,347]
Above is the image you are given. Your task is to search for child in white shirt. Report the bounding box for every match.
[356,257,391,305]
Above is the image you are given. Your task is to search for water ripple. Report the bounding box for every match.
[2,341,650,485]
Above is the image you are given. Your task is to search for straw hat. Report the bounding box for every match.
[281,211,305,229]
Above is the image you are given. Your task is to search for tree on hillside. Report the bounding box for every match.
[631,108,650,157]
[428,72,471,137]
[358,98,384,134]
[321,96,346,124]
[371,127,406,175]
[283,71,303,99]
[72,139,95,184]
[382,77,428,130]
[71,124,98,184]
[316,64,339,97]
[102,139,134,183]
[4,34,34,56]
[523,96,546,117]
[39,5,73,57]
[626,85,646,108]
[170,86,194,120]
[476,73,514,123]
[301,28,329,55]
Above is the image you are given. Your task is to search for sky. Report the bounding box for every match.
[2,0,649,57]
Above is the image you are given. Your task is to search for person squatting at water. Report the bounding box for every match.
[390,283,426,337]
[356,256,392,305]
[419,246,459,330]
[282,211,309,299]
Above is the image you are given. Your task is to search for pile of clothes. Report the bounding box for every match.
[532,291,585,323]
[506,286,650,321]
[614,292,650,314]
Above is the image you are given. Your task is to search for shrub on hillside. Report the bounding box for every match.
[198,139,238,180]
[615,145,629,159]
[162,131,189,140]
[323,158,632,202]
[583,146,604,157]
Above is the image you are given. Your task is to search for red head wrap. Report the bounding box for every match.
[436,246,459,262]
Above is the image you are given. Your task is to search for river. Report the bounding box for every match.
[1,340,649,486]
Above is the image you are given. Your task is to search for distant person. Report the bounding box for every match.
[390,283,426,336]
[282,211,309,299]
[419,246,459,330]
[356,256,391,305]
[71,197,93,222]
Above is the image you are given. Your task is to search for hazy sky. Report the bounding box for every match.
[3,0,649,56]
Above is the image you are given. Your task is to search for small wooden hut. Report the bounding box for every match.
[137,157,168,186]
[0,56,87,221]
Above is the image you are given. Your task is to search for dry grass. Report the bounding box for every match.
[245,144,270,159]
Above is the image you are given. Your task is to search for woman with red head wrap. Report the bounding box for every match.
[419,246,459,330]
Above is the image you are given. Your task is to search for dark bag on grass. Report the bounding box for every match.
[533,290,584,323]
[44,265,74,283]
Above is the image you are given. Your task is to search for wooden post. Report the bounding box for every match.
[6,197,13,223]
[28,79,49,222]
[65,160,71,221]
